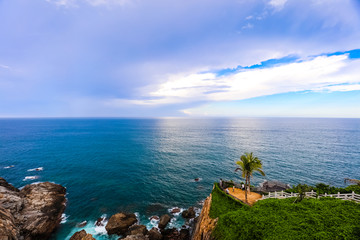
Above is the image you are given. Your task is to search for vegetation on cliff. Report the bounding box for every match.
[286,183,360,195]
[209,183,360,240]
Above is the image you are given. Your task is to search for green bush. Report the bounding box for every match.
[210,184,360,240]
[285,183,360,195]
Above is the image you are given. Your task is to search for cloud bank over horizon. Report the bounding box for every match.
[0,0,359,117]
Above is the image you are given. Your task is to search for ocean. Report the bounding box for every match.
[0,118,359,239]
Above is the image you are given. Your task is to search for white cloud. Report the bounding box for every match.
[268,0,287,10]
[130,54,360,106]
[242,23,254,29]
[0,64,10,69]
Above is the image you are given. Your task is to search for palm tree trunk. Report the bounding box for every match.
[247,176,251,193]
[244,174,248,203]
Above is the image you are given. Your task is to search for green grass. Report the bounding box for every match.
[209,184,360,240]
[209,183,248,219]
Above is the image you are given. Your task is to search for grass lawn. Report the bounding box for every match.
[209,183,360,240]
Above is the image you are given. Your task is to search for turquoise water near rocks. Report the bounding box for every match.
[0,118,359,239]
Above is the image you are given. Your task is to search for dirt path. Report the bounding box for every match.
[225,187,262,206]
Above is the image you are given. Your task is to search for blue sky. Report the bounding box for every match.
[0,0,360,117]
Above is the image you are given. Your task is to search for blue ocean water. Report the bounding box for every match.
[0,118,359,239]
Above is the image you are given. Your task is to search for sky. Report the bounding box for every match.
[0,0,360,118]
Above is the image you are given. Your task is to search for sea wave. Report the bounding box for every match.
[23,176,39,181]
[27,167,43,172]
[61,214,69,224]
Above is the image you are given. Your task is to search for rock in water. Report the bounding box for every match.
[180,229,190,240]
[77,221,87,228]
[158,214,171,229]
[127,225,148,236]
[95,217,105,226]
[122,234,149,240]
[181,207,196,219]
[149,215,159,221]
[148,227,162,240]
[0,177,66,240]
[70,229,96,240]
[170,208,181,214]
[105,212,137,235]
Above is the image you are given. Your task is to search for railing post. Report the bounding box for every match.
[275,191,277,198]
[337,192,340,198]
[281,190,284,197]
[291,192,293,197]
[311,190,314,197]
[352,191,355,199]
[325,193,327,197]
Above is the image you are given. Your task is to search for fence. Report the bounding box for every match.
[260,190,360,203]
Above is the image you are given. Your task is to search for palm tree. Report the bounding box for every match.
[235,152,265,203]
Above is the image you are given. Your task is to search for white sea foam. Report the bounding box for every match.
[61,214,69,224]
[167,217,178,229]
[27,167,43,172]
[146,216,160,230]
[4,165,14,169]
[23,176,39,181]
[168,207,184,216]
[94,214,108,235]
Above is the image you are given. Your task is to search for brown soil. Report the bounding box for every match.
[225,187,262,206]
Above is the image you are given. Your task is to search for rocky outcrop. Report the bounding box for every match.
[161,228,190,240]
[192,195,217,240]
[122,234,149,240]
[158,214,171,229]
[0,177,66,240]
[181,207,195,219]
[0,206,19,240]
[69,230,95,240]
[148,228,162,240]
[127,225,148,236]
[105,212,137,235]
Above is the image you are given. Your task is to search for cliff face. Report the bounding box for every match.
[192,194,217,240]
[0,177,66,240]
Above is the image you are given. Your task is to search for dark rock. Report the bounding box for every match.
[149,215,159,221]
[0,177,66,240]
[70,229,96,240]
[127,225,148,236]
[194,178,199,182]
[170,208,181,214]
[162,228,180,240]
[161,228,189,240]
[181,207,195,219]
[105,212,137,235]
[158,214,171,229]
[122,234,149,240]
[148,227,162,240]
[0,177,20,192]
[179,229,190,240]
[77,221,87,228]
[95,217,105,226]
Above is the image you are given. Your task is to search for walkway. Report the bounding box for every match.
[225,187,262,206]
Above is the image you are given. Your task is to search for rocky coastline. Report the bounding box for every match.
[0,177,66,240]
[0,177,209,240]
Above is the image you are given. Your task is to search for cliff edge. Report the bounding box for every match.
[192,194,217,240]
